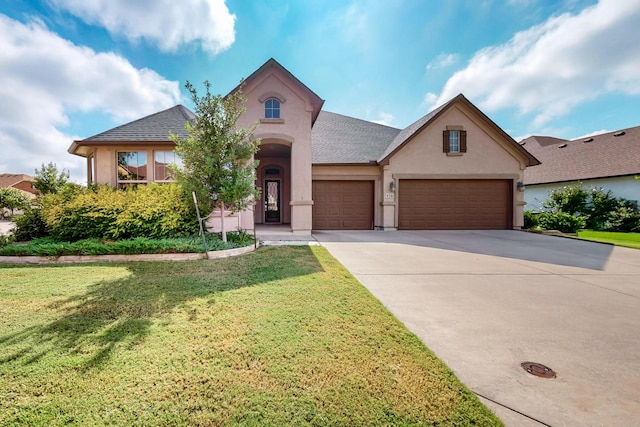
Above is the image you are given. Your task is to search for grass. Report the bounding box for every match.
[0,246,501,426]
[0,232,254,257]
[577,230,640,249]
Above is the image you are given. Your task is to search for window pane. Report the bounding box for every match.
[449,131,460,153]
[117,151,147,181]
[154,151,182,180]
[265,98,280,119]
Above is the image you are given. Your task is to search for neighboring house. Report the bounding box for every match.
[68,58,540,235]
[0,173,38,198]
[522,127,640,211]
[0,173,37,218]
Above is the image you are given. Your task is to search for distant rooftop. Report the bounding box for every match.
[522,125,640,185]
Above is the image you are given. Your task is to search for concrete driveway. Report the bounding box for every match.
[314,230,640,427]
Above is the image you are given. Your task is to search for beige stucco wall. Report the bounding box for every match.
[386,104,527,228]
[238,68,316,234]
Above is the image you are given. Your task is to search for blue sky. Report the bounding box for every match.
[2,0,639,182]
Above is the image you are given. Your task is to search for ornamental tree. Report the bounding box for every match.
[171,81,261,242]
[0,187,31,218]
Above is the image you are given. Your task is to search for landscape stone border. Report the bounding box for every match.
[0,243,256,265]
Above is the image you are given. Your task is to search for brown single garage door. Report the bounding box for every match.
[313,180,374,230]
[398,179,512,230]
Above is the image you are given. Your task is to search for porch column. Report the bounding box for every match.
[289,136,313,235]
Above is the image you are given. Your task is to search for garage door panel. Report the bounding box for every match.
[313,181,374,230]
[398,179,511,230]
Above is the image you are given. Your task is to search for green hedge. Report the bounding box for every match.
[33,183,198,241]
[536,212,586,233]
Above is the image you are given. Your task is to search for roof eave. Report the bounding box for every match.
[312,161,380,167]
[68,140,177,157]
[526,172,640,186]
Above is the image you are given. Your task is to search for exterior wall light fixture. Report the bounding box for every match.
[389,181,396,192]
[517,181,525,192]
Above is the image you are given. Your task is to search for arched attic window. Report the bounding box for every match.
[259,93,286,122]
[265,98,280,119]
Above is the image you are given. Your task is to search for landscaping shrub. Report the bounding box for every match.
[536,211,586,233]
[585,188,619,230]
[0,234,15,248]
[543,184,588,215]
[607,199,640,232]
[540,184,640,232]
[40,183,198,241]
[523,210,539,229]
[12,207,48,241]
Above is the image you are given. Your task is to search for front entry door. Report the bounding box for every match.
[264,179,281,223]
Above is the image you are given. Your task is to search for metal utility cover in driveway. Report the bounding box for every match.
[314,230,640,427]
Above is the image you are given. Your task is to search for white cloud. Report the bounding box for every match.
[50,0,235,54]
[422,92,439,110]
[429,0,640,127]
[575,129,611,139]
[426,53,459,71]
[0,15,181,182]
[371,112,395,127]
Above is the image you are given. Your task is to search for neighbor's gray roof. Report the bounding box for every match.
[85,105,195,141]
[523,126,640,185]
[311,111,401,164]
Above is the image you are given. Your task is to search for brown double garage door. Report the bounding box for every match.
[312,179,512,230]
[398,179,512,230]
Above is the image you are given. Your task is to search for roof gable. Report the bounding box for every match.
[523,126,640,185]
[378,94,540,166]
[229,58,324,125]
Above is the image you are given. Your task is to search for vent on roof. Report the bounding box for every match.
[614,131,626,137]
[558,143,568,148]
[583,137,593,143]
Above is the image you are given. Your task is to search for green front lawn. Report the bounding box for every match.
[577,230,640,249]
[0,246,500,426]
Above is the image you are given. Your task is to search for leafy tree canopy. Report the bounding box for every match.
[34,162,70,195]
[170,81,261,241]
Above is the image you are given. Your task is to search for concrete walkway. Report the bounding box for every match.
[255,224,319,246]
[314,230,640,427]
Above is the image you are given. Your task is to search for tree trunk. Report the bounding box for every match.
[220,200,227,243]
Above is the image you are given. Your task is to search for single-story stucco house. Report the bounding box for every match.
[521,126,640,211]
[68,58,540,235]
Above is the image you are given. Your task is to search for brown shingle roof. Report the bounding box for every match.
[0,173,35,188]
[522,125,640,185]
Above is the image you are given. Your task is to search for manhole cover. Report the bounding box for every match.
[521,362,556,378]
